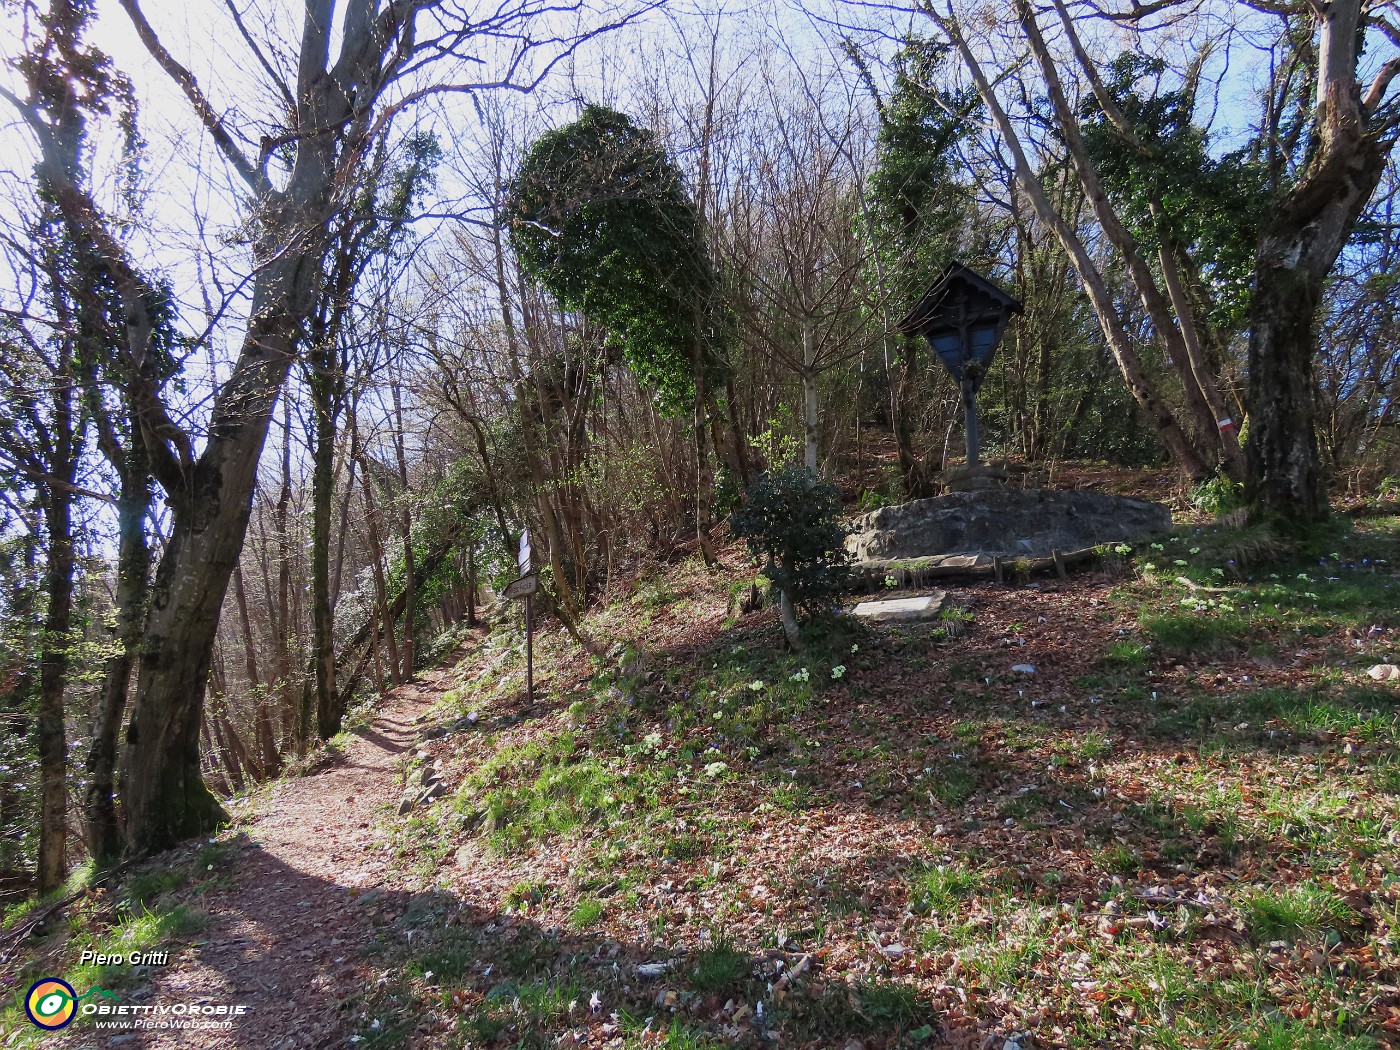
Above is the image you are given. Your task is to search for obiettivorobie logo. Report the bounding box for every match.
[24,978,118,1030]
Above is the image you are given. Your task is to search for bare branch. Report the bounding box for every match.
[116,0,272,197]
[223,0,297,114]
[1364,56,1400,119]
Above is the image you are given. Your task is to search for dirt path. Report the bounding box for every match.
[65,663,457,1050]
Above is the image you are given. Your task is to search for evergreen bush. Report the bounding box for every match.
[730,466,851,643]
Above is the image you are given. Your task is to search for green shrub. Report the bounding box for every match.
[730,465,850,625]
[1192,472,1246,517]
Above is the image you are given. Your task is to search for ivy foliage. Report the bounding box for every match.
[855,38,978,312]
[509,106,719,413]
[730,465,851,621]
[1080,55,1270,333]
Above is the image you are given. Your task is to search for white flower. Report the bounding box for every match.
[703,761,729,778]
[831,665,846,679]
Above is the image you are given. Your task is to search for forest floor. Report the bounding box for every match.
[5,488,1400,1050]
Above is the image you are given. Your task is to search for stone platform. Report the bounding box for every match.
[846,488,1171,572]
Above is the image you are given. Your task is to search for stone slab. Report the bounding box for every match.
[851,591,948,623]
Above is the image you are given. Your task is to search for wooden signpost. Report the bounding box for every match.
[507,530,536,703]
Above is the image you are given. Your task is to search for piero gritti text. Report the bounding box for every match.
[78,949,171,966]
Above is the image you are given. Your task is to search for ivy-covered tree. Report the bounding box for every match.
[1082,55,1269,339]
[510,105,719,410]
[860,39,977,311]
[852,39,977,495]
[510,105,728,556]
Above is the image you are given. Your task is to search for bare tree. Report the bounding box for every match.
[5,0,648,853]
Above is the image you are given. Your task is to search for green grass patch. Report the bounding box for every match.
[689,933,750,994]
[460,975,581,1046]
[908,862,983,915]
[1249,1019,1375,1049]
[1102,639,1150,668]
[2,861,94,930]
[457,732,636,853]
[930,762,978,805]
[1142,609,1250,652]
[569,897,604,930]
[855,979,929,1029]
[1239,883,1358,942]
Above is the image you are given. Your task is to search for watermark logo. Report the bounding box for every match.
[23,979,119,1030]
[24,978,77,1030]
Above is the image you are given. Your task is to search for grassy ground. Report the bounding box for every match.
[0,840,233,1045]
[359,513,1400,1048]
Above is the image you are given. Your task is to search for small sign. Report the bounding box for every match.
[503,574,538,600]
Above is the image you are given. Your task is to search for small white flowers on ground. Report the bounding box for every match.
[789,667,810,683]
[830,665,846,679]
[850,643,859,653]
[589,991,603,1015]
[748,680,766,692]
[703,761,729,778]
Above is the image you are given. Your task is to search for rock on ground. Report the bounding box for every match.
[851,592,948,623]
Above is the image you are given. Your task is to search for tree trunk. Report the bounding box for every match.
[894,337,937,497]
[36,459,75,894]
[1244,1,1392,524]
[465,541,478,628]
[692,333,717,563]
[274,397,295,743]
[358,461,402,684]
[778,590,802,651]
[391,382,416,679]
[802,324,819,473]
[25,0,431,856]
[724,372,751,487]
[84,463,150,865]
[310,349,339,739]
[117,319,300,853]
